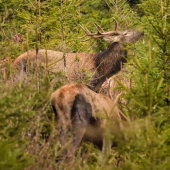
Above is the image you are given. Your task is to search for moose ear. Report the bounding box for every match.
[103,36,121,43]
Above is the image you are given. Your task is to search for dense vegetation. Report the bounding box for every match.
[0,0,170,169]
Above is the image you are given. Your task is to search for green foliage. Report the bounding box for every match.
[122,0,170,114]
[0,140,34,170]
[112,0,170,169]
[0,41,25,59]
[0,70,65,169]
[1,0,170,169]
[0,0,138,55]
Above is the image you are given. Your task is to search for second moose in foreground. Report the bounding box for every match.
[14,19,143,91]
[51,83,127,162]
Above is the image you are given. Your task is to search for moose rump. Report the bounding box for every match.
[51,83,122,161]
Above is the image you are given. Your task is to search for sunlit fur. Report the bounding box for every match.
[51,83,124,162]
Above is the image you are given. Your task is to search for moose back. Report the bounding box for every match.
[14,20,143,91]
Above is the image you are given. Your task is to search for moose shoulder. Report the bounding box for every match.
[14,19,143,91]
[51,83,126,162]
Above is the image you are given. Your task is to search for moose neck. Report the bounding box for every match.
[90,42,127,91]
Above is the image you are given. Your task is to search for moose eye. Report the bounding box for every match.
[124,32,128,35]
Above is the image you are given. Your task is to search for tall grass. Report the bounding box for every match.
[1,0,170,169]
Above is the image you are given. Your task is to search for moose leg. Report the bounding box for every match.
[68,94,92,160]
[52,105,70,162]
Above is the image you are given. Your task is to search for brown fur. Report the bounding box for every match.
[14,29,143,91]
[51,83,124,162]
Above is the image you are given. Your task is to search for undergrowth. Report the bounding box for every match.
[0,0,170,169]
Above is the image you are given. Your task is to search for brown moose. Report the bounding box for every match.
[51,83,127,162]
[14,19,143,91]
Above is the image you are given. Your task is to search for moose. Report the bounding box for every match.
[14,19,143,91]
[51,83,127,162]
